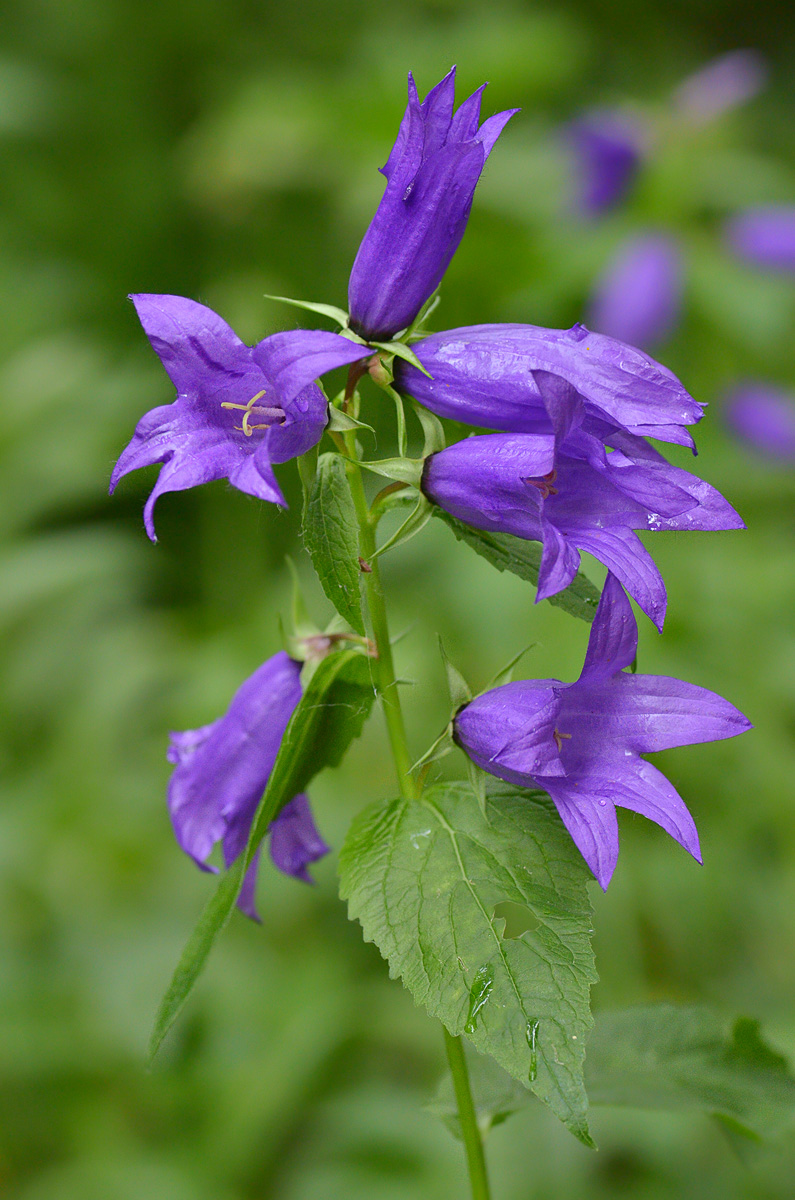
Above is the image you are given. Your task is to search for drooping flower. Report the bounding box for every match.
[725,207,795,273]
[348,68,517,342]
[587,233,683,349]
[111,293,371,539]
[394,322,704,449]
[454,574,751,888]
[166,650,329,919]
[566,110,645,216]
[422,425,742,630]
[672,49,767,124]
[724,383,795,462]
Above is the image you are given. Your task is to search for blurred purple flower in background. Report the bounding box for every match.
[724,384,795,461]
[725,207,795,272]
[348,68,517,341]
[395,322,704,448]
[111,294,370,539]
[587,233,683,349]
[567,109,645,216]
[166,651,329,920]
[672,49,768,124]
[422,427,742,630]
[454,574,751,889]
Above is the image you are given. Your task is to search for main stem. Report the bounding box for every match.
[341,386,491,1200]
[344,441,416,800]
[444,1027,492,1200]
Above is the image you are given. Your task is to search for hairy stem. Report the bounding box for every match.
[444,1027,491,1200]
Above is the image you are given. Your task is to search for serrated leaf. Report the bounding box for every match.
[433,510,599,624]
[339,781,597,1144]
[150,649,375,1059]
[585,1005,795,1140]
[264,293,350,327]
[302,453,365,635]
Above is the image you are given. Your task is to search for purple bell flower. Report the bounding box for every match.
[724,383,795,462]
[587,233,683,349]
[348,68,517,341]
[111,294,371,539]
[672,49,767,125]
[454,574,751,889]
[422,425,742,630]
[725,207,795,273]
[394,322,704,449]
[166,650,330,920]
[567,109,645,216]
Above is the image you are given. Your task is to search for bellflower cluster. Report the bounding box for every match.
[112,67,750,943]
[454,574,751,888]
[166,651,329,919]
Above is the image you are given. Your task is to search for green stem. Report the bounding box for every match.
[443,1027,491,1200]
[339,374,490,1199]
[344,439,417,801]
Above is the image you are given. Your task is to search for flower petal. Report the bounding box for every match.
[604,757,701,862]
[543,779,620,889]
[269,793,330,883]
[572,525,667,630]
[253,329,371,406]
[566,671,752,753]
[578,572,638,682]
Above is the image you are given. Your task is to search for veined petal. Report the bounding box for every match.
[228,453,286,507]
[253,329,371,406]
[476,106,521,157]
[536,520,582,602]
[542,779,620,889]
[130,293,254,397]
[141,428,250,541]
[566,672,752,753]
[604,757,701,863]
[572,525,667,630]
[578,572,638,682]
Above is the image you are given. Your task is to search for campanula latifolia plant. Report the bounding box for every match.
[112,68,794,1200]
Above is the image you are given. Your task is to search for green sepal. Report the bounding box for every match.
[486,642,537,691]
[438,636,472,711]
[326,406,375,436]
[370,339,432,376]
[264,293,350,327]
[411,399,446,456]
[358,457,423,488]
[285,555,318,641]
[410,723,455,774]
[405,290,441,341]
[369,492,432,562]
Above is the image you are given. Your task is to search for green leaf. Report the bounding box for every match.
[302,453,365,636]
[370,339,433,376]
[585,1005,795,1141]
[326,407,375,436]
[339,781,597,1145]
[370,493,432,561]
[433,509,599,623]
[264,293,350,327]
[150,648,375,1059]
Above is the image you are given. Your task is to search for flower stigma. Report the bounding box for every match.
[221,389,285,436]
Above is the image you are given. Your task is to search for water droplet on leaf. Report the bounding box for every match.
[464,964,494,1034]
[526,1018,540,1081]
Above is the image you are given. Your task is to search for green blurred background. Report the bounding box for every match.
[2,0,795,1196]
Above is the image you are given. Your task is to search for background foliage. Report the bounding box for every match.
[1,0,795,1195]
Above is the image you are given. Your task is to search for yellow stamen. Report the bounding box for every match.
[220,391,273,438]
